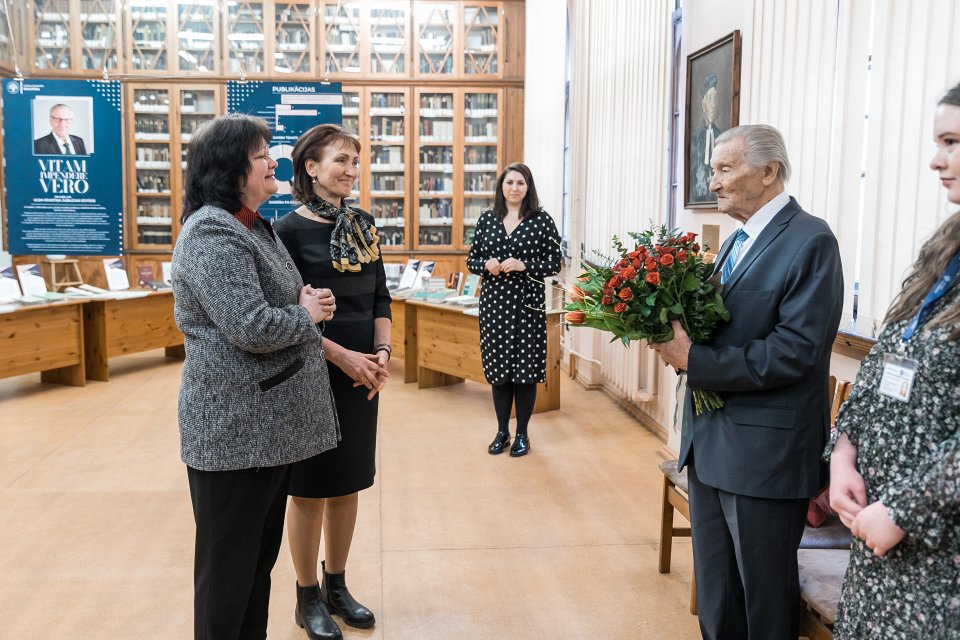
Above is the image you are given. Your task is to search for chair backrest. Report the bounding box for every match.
[827,375,837,410]
[830,380,853,426]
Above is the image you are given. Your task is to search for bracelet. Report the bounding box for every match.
[374,343,392,360]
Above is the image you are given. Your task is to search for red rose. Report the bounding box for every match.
[566,311,586,324]
[687,232,698,241]
[607,275,623,288]
[603,287,615,297]
[627,250,642,259]
[602,295,614,306]
[677,249,687,262]
[618,287,633,301]
[631,258,642,269]
[618,258,629,268]
[570,286,585,303]
[692,243,700,252]
[644,258,658,271]
[621,265,637,280]
[645,272,660,286]
[614,302,628,313]
[660,254,675,266]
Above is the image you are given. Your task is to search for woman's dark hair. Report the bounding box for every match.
[182,114,272,221]
[493,162,541,220]
[884,80,960,340]
[290,124,362,203]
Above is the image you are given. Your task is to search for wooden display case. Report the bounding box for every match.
[126,83,223,253]
[126,0,220,75]
[414,2,456,77]
[224,0,317,77]
[30,0,123,73]
[0,1,17,73]
[365,87,410,250]
[413,87,502,251]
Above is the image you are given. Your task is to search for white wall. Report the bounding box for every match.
[523,0,567,218]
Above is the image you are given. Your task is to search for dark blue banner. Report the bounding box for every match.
[227,81,342,221]
[2,78,124,255]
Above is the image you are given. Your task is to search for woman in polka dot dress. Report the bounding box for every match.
[466,163,562,457]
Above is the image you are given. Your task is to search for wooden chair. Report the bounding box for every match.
[658,459,696,615]
[797,377,855,639]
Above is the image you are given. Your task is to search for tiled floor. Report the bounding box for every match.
[0,351,700,639]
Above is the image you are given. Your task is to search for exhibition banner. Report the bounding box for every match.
[227,81,342,221]
[2,78,124,255]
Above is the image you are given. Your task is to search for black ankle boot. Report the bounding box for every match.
[295,582,342,640]
[488,431,511,454]
[509,434,530,457]
[321,561,376,629]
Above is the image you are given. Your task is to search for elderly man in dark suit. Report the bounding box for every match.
[33,103,87,155]
[655,124,843,640]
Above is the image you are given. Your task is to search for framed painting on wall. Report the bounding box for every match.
[684,30,741,209]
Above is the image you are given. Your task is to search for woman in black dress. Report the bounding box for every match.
[467,163,562,457]
[274,124,392,640]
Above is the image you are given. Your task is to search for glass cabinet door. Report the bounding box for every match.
[33,0,71,71]
[369,2,407,76]
[463,2,498,76]
[128,0,168,71]
[368,89,407,249]
[341,89,360,137]
[0,1,12,69]
[414,2,455,76]
[416,91,454,247]
[178,88,217,146]
[176,1,218,73]
[322,1,360,75]
[462,90,500,245]
[275,1,314,75]
[80,0,122,72]
[225,0,265,75]
[131,88,173,248]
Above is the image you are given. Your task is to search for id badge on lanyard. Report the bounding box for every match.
[878,251,960,403]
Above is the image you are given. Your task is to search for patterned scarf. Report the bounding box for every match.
[304,198,381,272]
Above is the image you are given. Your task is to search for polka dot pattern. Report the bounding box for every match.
[466,209,562,385]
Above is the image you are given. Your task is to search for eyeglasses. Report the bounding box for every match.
[50,117,73,123]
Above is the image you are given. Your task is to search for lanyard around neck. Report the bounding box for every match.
[901,251,960,342]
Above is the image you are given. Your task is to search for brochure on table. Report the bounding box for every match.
[0,267,22,301]
[397,259,421,289]
[103,258,130,291]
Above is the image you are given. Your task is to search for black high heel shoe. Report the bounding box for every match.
[488,431,511,454]
[509,434,530,457]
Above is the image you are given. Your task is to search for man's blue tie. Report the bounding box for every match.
[720,229,749,285]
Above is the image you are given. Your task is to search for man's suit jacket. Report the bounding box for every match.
[678,197,843,500]
[33,133,87,155]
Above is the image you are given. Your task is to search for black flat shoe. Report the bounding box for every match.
[488,431,511,454]
[509,434,530,457]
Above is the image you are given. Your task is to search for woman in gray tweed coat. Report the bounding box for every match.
[172,114,339,640]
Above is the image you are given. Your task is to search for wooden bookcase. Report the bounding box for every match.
[125,83,223,255]
[9,0,525,284]
[30,0,123,73]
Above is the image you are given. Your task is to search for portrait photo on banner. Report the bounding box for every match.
[684,30,741,209]
[32,95,94,157]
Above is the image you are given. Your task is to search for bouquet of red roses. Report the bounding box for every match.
[564,226,730,414]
